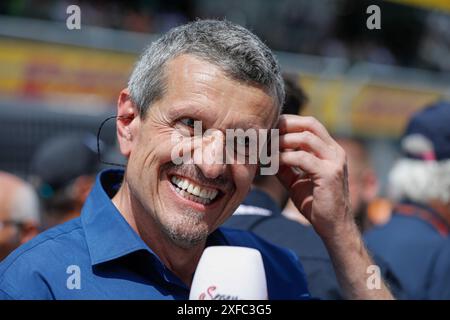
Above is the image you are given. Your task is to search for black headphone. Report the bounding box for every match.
[96,115,131,168]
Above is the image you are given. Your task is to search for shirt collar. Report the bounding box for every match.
[81,169,228,266]
[81,169,149,266]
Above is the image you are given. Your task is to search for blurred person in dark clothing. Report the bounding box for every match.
[365,101,450,300]
[0,172,40,261]
[30,133,99,229]
[224,75,342,299]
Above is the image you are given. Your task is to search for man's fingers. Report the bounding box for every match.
[277,164,304,188]
[278,115,335,146]
[279,150,323,176]
[279,131,334,160]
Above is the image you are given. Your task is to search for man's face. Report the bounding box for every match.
[124,54,277,248]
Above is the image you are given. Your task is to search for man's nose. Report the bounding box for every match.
[193,129,226,179]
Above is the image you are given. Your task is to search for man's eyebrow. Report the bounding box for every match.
[167,104,206,118]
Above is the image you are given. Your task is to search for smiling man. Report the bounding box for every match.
[0,20,392,300]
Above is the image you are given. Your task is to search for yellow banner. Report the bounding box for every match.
[0,38,136,110]
[298,74,442,138]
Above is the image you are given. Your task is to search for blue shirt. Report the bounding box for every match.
[364,202,449,300]
[223,189,341,299]
[0,169,310,300]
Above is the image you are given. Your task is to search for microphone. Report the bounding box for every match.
[189,246,268,300]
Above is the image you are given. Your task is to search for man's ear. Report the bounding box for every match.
[117,89,140,158]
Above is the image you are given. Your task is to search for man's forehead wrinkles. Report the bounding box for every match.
[167,103,209,119]
[192,69,222,83]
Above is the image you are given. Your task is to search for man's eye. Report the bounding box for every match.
[180,118,196,128]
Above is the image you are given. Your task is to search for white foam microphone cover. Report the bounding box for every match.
[189,246,268,300]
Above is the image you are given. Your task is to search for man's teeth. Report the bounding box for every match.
[171,176,219,204]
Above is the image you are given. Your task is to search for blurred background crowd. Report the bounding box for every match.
[0,0,449,300]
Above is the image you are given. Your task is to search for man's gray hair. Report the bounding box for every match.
[128,19,284,117]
